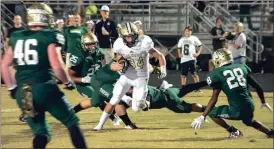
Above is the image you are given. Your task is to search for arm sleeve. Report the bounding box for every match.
[145,36,154,51]
[247,74,265,103]
[194,36,202,47]
[110,20,119,40]
[207,74,221,90]
[69,53,82,67]
[113,39,122,53]
[178,80,208,97]
[52,31,65,47]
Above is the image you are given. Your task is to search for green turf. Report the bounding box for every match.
[1,85,273,148]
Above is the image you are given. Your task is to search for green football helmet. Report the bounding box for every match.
[211,48,233,68]
[27,3,54,27]
[81,32,98,54]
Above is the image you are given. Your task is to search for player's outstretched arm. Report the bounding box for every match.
[149,48,166,79]
[247,74,273,112]
[48,43,74,89]
[247,74,265,103]
[178,80,208,97]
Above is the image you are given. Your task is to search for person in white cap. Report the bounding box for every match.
[86,20,95,33]
[134,20,144,39]
[56,19,64,32]
[95,5,119,64]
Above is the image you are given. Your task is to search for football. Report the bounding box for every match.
[118,56,129,74]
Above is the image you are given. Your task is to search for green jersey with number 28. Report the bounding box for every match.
[207,64,253,107]
[9,29,65,85]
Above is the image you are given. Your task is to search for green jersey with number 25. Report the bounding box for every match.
[69,49,104,79]
[9,29,65,85]
[207,64,253,107]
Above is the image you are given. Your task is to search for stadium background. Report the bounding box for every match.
[1,0,273,91]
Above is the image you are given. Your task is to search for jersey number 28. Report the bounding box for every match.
[14,39,38,65]
[223,68,246,89]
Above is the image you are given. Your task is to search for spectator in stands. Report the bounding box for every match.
[134,20,144,39]
[227,22,247,64]
[95,5,118,63]
[6,15,25,48]
[66,15,74,27]
[117,23,122,37]
[56,19,64,32]
[84,1,98,20]
[86,20,95,33]
[210,18,225,51]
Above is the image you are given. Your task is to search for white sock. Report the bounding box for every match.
[97,111,110,127]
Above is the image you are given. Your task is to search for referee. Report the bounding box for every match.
[95,5,118,64]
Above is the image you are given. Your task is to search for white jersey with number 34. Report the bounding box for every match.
[177,35,202,63]
[113,35,154,79]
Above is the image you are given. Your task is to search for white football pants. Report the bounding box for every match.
[110,75,148,112]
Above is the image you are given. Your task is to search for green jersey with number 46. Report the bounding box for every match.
[69,49,104,79]
[207,64,253,107]
[9,29,65,85]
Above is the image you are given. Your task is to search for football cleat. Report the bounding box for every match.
[112,115,122,126]
[125,123,138,129]
[159,80,173,91]
[229,130,243,138]
[93,125,103,131]
[266,129,274,138]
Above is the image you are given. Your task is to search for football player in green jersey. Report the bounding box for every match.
[124,80,208,114]
[72,58,138,129]
[1,3,87,148]
[69,32,123,126]
[191,48,274,138]
[64,14,89,68]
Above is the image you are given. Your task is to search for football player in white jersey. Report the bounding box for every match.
[178,26,203,89]
[94,22,166,130]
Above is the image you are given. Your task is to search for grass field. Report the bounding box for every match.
[1,85,273,148]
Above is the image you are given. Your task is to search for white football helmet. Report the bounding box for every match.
[211,48,233,68]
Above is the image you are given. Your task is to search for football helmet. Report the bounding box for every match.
[27,3,54,27]
[120,22,139,47]
[81,32,98,54]
[211,48,233,68]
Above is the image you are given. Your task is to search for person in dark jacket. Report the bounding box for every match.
[95,5,118,64]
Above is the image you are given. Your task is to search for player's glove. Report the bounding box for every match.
[261,103,273,112]
[158,66,167,79]
[81,75,92,83]
[8,85,17,99]
[191,115,209,129]
[64,80,76,90]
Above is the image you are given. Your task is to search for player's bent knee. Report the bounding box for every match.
[109,97,120,105]
[132,105,142,112]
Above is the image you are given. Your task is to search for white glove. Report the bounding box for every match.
[81,75,91,83]
[191,115,208,129]
[158,66,167,79]
[261,103,273,112]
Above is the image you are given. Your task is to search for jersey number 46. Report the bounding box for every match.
[14,39,38,65]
